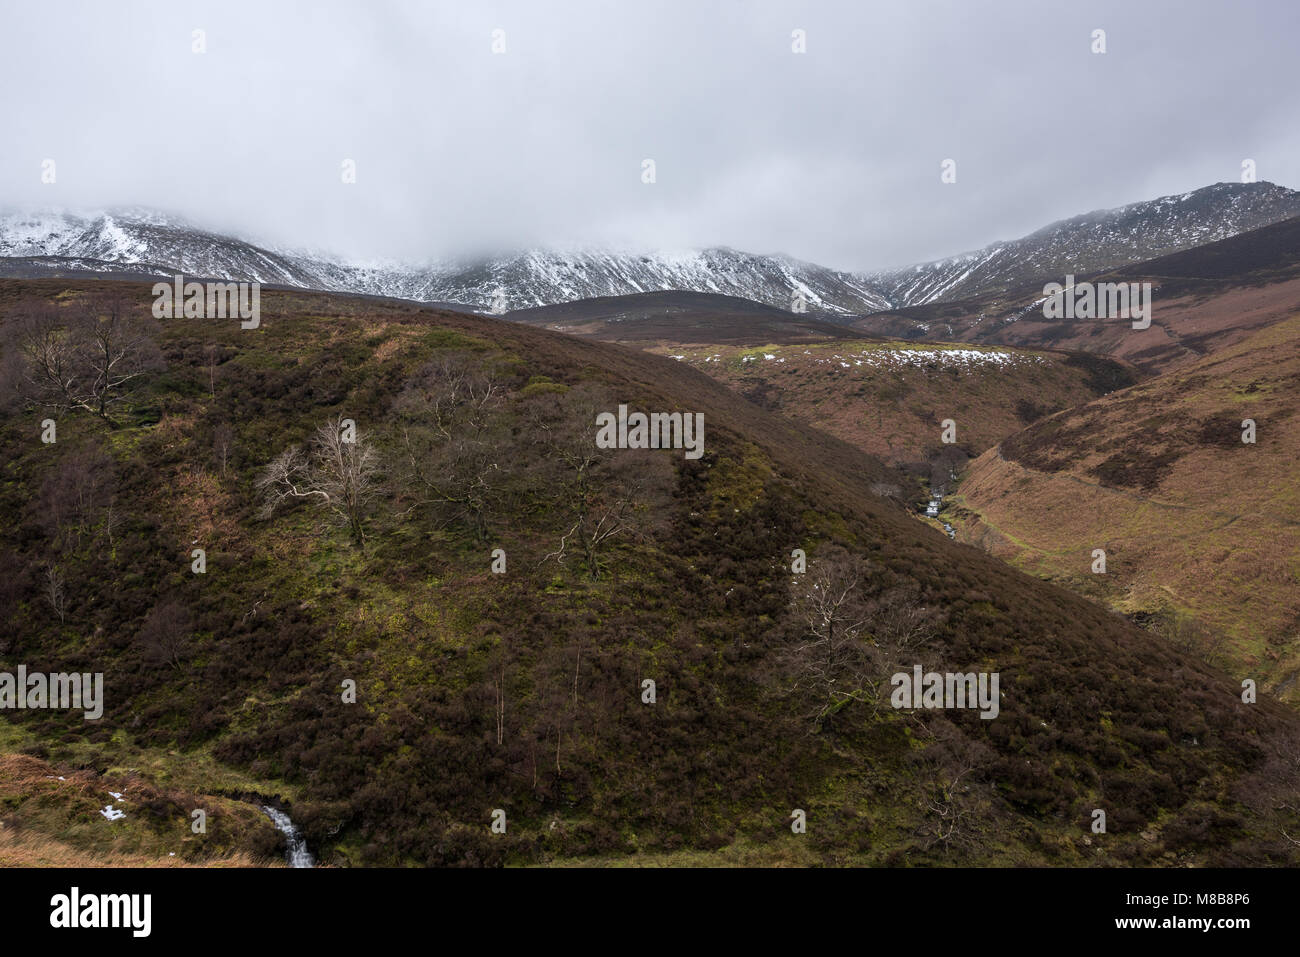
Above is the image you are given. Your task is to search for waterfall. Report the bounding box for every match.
[262,805,315,868]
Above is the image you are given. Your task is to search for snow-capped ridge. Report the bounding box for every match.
[869,181,1300,307]
[2,181,1298,315]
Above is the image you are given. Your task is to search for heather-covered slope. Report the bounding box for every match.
[951,313,1300,705]
[646,339,1134,470]
[0,279,1297,867]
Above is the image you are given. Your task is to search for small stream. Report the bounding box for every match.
[924,492,956,539]
[262,805,315,868]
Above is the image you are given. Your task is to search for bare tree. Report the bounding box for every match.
[872,587,942,660]
[914,721,995,855]
[139,599,193,670]
[0,335,27,414]
[81,293,162,421]
[43,564,67,622]
[926,763,978,851]
[783,546,877,730]
[14,299,160,426]
[526,388,665,580]
[102,501,124,555]
[929,445,968,492]
[15,305,84,412]
[212,422,235,478]
[397,352,504,441]
[37,445,116,551]
[782,547,942,731]
[532,642,579,789]
[489,651,507,748]
[398,429,506,541]
[1155,611,1227,666]
[204,343,219,399]
[392,354,510,540]
[257,415,380,547]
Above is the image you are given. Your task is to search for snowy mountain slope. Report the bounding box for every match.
[2,182,1298,315]
[0,210,891,313]
[0,210,328,288]
[868,181,1300,306]
[415,247,893,314]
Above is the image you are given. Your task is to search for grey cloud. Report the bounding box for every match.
[1,0,1295,271]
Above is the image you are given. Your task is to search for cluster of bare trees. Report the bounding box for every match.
[254,355,671,578]
[928,446,967,496]
[523,385,672,580]
[36,444,120,553]
[392,353,511,541]
[1153,611,1228,666]
[258,353,513,549]
[781,547,1000,851]
[7,294,162,426]
[912,721,996,855]
[782,544,942,731]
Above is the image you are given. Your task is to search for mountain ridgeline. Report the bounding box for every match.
[3,182,1298,317]
[867,181,1300,306]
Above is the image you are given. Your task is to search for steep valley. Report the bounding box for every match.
[949,312,1300,706]
[3,278,1297,867]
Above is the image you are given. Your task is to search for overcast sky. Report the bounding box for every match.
[2,0,1297,271]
